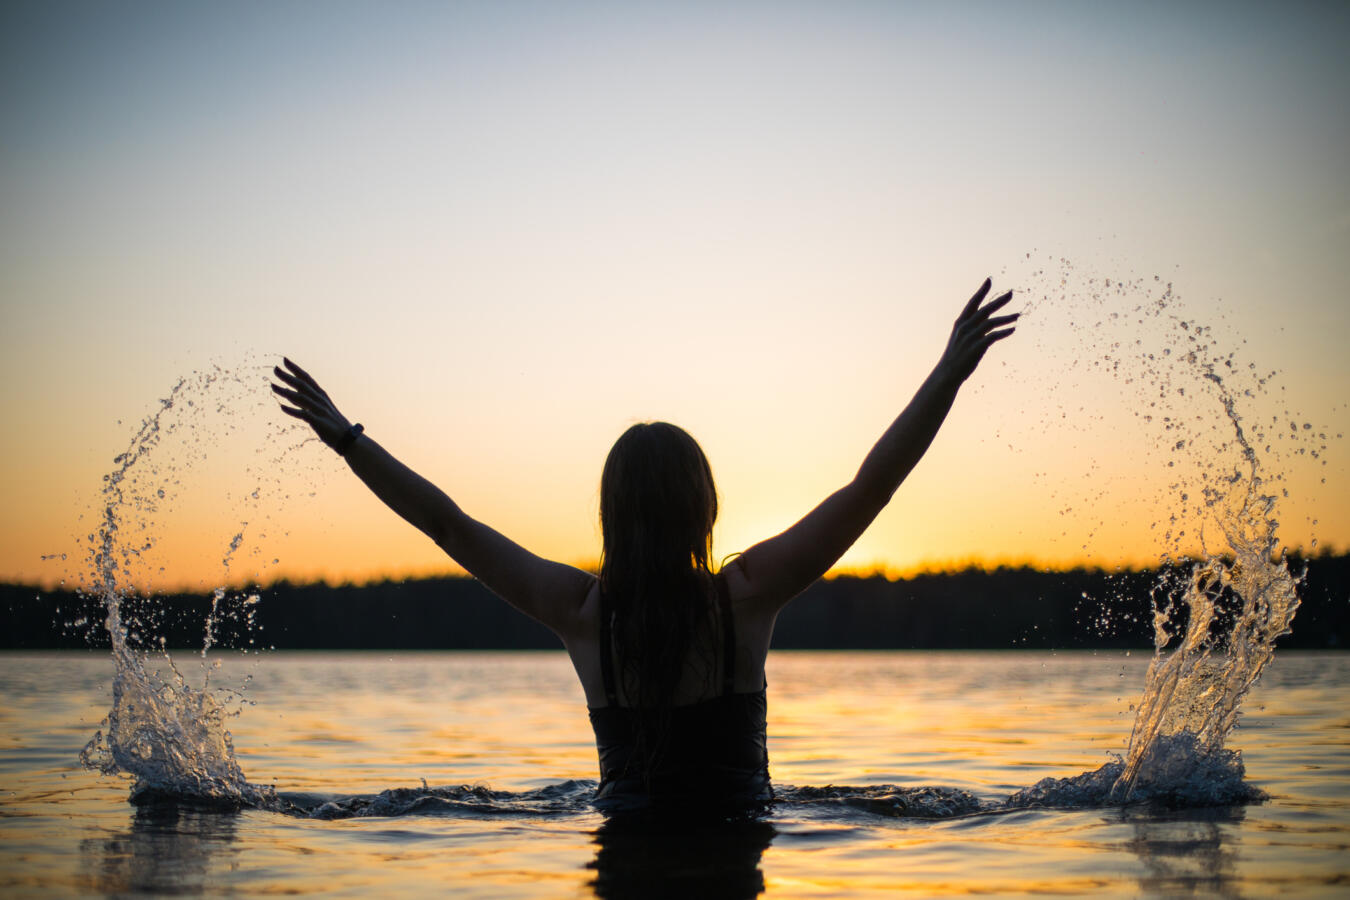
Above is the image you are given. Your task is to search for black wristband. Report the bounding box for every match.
[334,423,364,456]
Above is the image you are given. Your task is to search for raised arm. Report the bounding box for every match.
[730,278,1017,611]
[271,359,594,637]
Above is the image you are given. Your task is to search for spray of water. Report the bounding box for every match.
[1105,389,1300,803]
[1002,257,1321,808]
[77,364,307,807]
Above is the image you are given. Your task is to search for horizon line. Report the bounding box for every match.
[9,545,1344,594]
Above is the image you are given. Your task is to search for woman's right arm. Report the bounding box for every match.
[272,359,593,636]
[728,279,1017,612]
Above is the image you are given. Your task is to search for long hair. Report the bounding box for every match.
[599,422,719,719]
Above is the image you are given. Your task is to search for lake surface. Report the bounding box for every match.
[1,649,1347,897]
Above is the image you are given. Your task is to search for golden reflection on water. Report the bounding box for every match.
[66,805,1256,900]
[1,651,1347,897]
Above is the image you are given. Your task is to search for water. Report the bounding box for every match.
[2,650,1348,896]
[73,368,279,809]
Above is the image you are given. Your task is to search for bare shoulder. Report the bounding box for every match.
[721,556,754,604]
[721,551,796,615]
[721,557,781,626]
[548,571,600,644]
[559,577,609,705]
[720,557,778,685]
[575,577,602,626]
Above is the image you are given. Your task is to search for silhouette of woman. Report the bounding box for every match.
[272,279,1016,815]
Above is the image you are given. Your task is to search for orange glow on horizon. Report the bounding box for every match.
[16,539,1341,595]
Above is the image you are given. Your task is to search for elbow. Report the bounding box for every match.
[843,475,894,520]
[425,516,458,555]
[427,505,479,563]
[432,527,463,560]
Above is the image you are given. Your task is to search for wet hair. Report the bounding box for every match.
[599,422,719,719]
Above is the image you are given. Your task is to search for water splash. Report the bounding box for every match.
[1102,377,1300,804]
[78,365,302,808]
[999,257,1318,809]
[79,622,272,808]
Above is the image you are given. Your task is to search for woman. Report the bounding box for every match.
[272,278,1016,815]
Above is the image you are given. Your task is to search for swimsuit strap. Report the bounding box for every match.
[598,587,618,707]
[716,572,736,696]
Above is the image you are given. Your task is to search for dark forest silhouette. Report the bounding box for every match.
[5,552,1346,652]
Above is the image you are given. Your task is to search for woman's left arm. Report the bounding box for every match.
[272,359,594,637]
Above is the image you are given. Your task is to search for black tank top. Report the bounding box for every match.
[587,575,772,815]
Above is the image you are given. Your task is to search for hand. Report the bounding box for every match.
[271,358,353,450]
[936,278,1018,386]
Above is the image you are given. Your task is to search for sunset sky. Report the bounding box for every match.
[3,1,1347,590]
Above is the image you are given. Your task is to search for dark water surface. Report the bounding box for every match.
[1,650,1347,897]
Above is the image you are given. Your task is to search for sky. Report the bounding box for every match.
[2,0,1348,590]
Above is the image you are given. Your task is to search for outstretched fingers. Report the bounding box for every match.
[958,278,993,319]
[270,381,314,410]
[271,358,354,451]
[276,402,313,423]
[961,290,1013,327]
[982,312,1019,332]
[270,379,337,428]
[941,279,1018,382]
[273,365,318,398]
[977,290,1014,317]
[281,357,332,401]
[962,314,1017,350]
[956,297,1017,345]
[981,326,1017,348]
[273,363,340,411]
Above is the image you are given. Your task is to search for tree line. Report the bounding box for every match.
[3,552,1346,652]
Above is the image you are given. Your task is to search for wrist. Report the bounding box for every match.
[334,423,364,455]
[928,359,965,394]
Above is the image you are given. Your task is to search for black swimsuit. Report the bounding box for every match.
[587,576,772,815]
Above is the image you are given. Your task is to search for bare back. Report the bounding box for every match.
[562,559,777,708]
